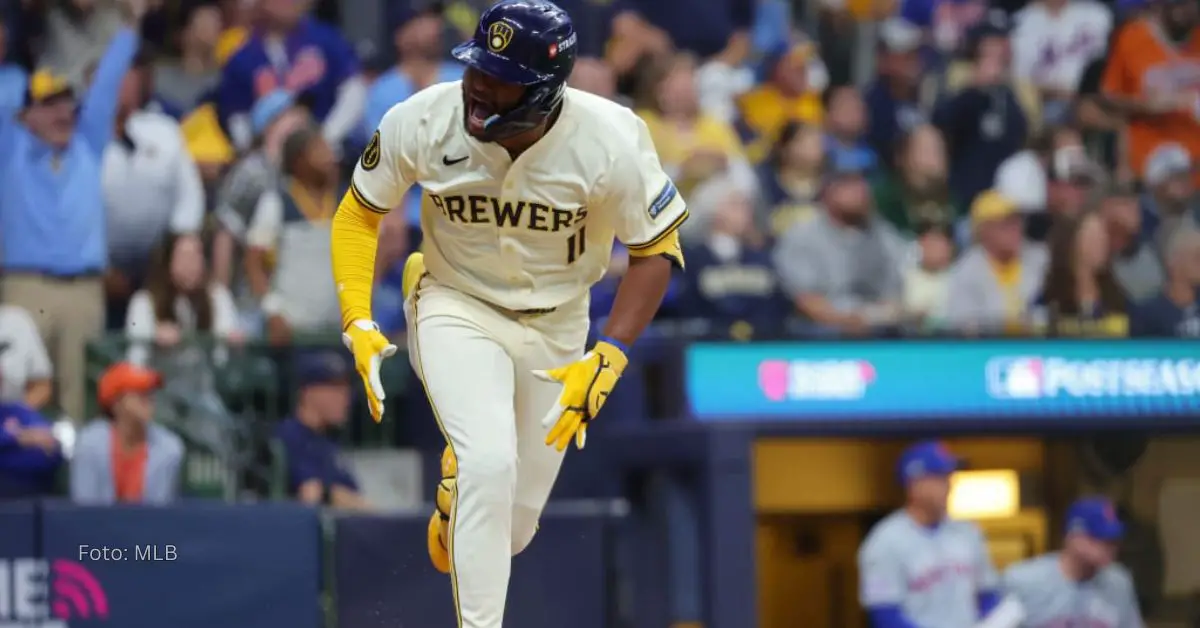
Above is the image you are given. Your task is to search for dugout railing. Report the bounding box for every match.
[82,332,410,500]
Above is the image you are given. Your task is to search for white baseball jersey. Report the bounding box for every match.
[858,510,1000,628]
[350,81,687,312]
[1003,554,1143,628]
[1012,1,1112,93]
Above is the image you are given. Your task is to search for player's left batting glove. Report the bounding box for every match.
[532,340,628,452]
[342,320,398,423]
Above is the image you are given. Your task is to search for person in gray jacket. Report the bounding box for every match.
[70,362,183,504]
[943,190,1048,334]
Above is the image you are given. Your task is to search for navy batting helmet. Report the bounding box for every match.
[452,0,577,141]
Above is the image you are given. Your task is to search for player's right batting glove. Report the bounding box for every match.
[532,340,628,452]
[342,320,398,423]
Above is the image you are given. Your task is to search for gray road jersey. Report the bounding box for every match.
[858,510,999,628]
[1003,554,1143,628]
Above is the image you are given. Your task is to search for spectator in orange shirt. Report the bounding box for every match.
[69,363,183,505]
[1102,0,1200,185]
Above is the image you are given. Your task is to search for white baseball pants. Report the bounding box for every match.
[405,275,586,628]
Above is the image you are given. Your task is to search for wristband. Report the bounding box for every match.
[596,335,630,355]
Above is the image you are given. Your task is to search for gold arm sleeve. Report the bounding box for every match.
[331,190,386,329]
[625,226,685,269]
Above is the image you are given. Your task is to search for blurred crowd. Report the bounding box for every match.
[0,0,1199,504]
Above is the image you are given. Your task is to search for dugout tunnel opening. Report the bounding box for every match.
[750,436,1056,628]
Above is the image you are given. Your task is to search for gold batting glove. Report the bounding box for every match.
[342,320,398,422]
[532,339,628,452]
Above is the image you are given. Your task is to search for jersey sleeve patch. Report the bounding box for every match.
[360,130,381,171]
[648,180,678,219]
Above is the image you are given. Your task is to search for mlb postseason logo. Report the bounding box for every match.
[986,356,1044,399]
[986,355,1200,400]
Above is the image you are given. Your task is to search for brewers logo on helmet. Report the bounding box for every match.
[451,0,577,141]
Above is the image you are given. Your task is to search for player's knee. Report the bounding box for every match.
[458,449,517,496]
[510,506,540,556]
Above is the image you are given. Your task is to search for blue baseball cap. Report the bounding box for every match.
[295,353,350,388]
[1065,497,1125,541]
[898,440,962,484]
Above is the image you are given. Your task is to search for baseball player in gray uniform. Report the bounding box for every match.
[1002,497,1144,628]
[858,441,1006,628]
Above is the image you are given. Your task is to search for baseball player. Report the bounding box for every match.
[1002,497,1144,628]
[329,1,686,626]
[858,441,1006,628]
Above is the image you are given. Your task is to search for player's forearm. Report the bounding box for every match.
[601,254,672,347]
[331,192,385,327]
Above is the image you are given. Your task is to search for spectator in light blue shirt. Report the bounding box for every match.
[361,3,464,140]
[362,1,463,229]
[0,5,142,421]
[366,2,465,332]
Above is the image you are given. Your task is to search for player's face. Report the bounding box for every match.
[910,475,951,515]
[463,67,527,139]
[1070,533,1118,569]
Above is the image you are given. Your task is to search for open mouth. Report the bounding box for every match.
[466,97,496,132]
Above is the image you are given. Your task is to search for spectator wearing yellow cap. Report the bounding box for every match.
[943,190,1048,334]
[0,0,144,422]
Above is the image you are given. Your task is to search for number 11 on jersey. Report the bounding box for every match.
[566,226,587,264]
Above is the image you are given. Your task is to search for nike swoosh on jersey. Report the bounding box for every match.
[442,155,468,166]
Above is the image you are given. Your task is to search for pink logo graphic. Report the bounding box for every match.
[857,361,877,383]
[51,560,109,620]
[758,359,877,401]
[759,360,790,401]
